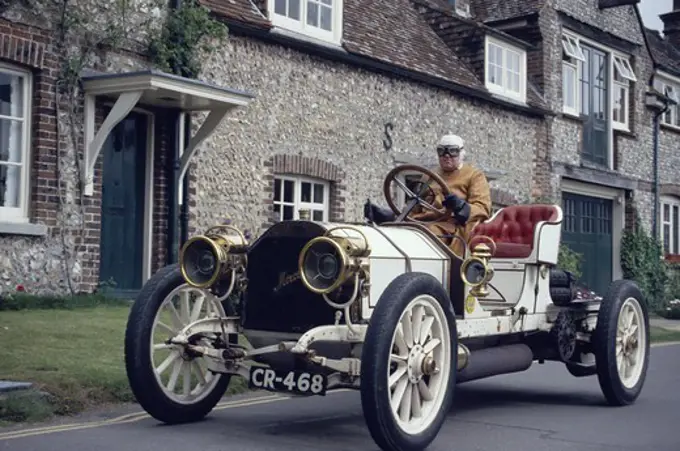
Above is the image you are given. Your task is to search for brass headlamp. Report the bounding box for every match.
[460,240,495,298]
[298,226,371,295]
[179,225,249,289]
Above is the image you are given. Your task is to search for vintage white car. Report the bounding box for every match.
[124,164,650,451]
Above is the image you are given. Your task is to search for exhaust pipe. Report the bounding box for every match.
[456,343,534,383]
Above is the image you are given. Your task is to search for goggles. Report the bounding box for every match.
[436,145,461,157]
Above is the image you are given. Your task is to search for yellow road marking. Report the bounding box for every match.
[0,394,286,441]
[0,389,353,441]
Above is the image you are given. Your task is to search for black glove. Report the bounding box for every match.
[364,199,396,224]
[442,194,471,224]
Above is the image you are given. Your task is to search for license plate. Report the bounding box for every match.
[248,367,327,396]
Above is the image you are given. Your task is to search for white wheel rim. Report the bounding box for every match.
[387,294,451,435]
[616,297,646,389]
[150,284,225,404]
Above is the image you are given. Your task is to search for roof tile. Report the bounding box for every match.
[471,0,544,22]
[644,27,680,78]
[341,0,482,89]
[199,0,271,29]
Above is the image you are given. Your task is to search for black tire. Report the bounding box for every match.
[361,272,458,451]
[592,279,650,406]
[124,263,232,424]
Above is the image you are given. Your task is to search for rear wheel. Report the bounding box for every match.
[593,279,650,406]
[361,272,457,451]
[124,263,232,424]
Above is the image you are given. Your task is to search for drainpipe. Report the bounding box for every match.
[180,114,191,245]
[652,101,670,240]
[166,0,183,263]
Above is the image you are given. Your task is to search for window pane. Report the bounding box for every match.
[563,65,575,109]
[301,181,311,202]
[283,180,294,202]
[275,0,286,15]
[320,3,332,30]
[289,0,300,19]
[0,163,20,208]
[664,203,670,222]
[313,210,323,221]
[613,84,626,123]
[0,118,23,164]
[283,205,294,220]
[274,178,281,201]
[664,224,670,254]
[313,183,324,203]
[674,205,679,255]
[0,72,25,118]
[307,0,318,26]
[273,203,281,219]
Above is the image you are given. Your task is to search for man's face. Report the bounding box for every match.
[437,145,461,172]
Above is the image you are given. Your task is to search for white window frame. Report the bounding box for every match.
[267,0,343,46]
[655,71,680,131]
[660,195,680,256]
[393,171,430,209]
[484,35,527,103]
[0,62,32,224]
[560,30,636,133]
[272,174,330,222]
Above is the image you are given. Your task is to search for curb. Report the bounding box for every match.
[0,382,33,394]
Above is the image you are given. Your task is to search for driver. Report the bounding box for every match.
[364,133,492,256]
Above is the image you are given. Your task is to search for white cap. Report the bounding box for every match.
[438,133,464,149]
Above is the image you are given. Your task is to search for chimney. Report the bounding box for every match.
[661,0,680,48]
[448,0,471,18]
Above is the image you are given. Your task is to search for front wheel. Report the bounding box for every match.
[592,279,650,406]
[361,272,457,451]
[124,263,233,424]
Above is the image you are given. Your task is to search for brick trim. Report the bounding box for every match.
[262,154,347,227]
[660,184,680,198]
[0,21,48,69]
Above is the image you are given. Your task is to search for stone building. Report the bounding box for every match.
[472,0,678,292]
[0,0,675,297]
[643,1,680,264]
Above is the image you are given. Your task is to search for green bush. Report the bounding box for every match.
[557,244,583,280]
[0,292,130,311]
[620,217,669,312]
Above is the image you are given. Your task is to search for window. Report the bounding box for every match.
[561,35,584,116]
[661,196,680,256]
[611,53,636,130]
[560,31,636,132]
[484,36,526,103]
[268,0,343,45]
[0,64,31,223]
[655,74,680,130]
[393,172,430,209]
[273,175,330,221]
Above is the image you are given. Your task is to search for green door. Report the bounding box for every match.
[561,192,613,295]
[99,112,148,298]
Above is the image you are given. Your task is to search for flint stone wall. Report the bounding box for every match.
[539,1,657,232]
[0,1,157,295]
[189,34,543,237]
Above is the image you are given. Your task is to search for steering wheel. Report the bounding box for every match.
[382,164,452,223]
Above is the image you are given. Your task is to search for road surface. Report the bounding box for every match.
[1,343,679,451]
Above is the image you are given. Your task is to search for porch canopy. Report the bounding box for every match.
[80,69,255,196]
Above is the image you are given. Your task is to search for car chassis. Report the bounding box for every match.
[124,164,650,451]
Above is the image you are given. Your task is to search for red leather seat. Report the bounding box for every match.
[468,205,560,259]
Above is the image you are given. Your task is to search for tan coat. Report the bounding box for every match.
[409,164,492,257]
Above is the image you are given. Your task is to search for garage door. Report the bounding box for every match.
[561,192,613,295]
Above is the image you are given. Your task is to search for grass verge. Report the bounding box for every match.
[650,326,680,343]
[0,305,247,425]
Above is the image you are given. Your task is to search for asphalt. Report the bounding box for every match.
[1,343,679,451]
